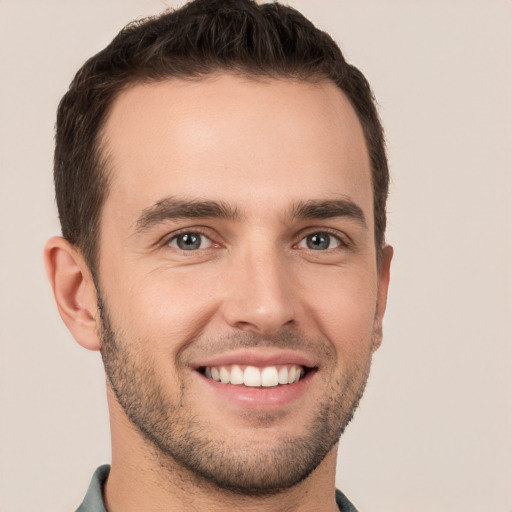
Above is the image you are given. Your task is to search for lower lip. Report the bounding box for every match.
[197,370,316,408]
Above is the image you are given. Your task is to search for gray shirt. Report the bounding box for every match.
[76,465,358,512]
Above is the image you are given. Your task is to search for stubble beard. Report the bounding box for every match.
[98,298,374,496]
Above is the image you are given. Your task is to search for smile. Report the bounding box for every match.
[201,364,308,387]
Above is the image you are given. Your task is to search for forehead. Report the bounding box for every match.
[100,74,372,226]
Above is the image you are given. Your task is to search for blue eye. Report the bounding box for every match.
[168,232,211,251]
[299,232,341,251]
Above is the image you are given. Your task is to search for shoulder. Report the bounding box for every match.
[335,488,358,512]
[75,465,110,512]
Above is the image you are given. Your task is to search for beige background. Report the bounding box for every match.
[1,1,511,510]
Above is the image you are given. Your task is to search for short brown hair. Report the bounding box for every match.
[54,0,389,271]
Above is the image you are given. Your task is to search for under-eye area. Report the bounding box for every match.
[198,364,316,387]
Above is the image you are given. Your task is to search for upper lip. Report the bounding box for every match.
[191,349,318,370]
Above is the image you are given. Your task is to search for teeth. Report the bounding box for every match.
[203,364,305,387]
[219,366,230,384]
[244,366,261,387]
[261,366,278,387]
[230,364,244,385]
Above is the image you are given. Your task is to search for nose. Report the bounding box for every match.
[221,247,297,335]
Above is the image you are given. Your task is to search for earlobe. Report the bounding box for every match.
[372,244,393,352]
[44,236,101,351]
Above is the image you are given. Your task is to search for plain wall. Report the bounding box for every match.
[0,1,511,510]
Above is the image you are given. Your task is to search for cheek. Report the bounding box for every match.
[300,266,378,353]
[101,255,378,362]
[103,266,222,353]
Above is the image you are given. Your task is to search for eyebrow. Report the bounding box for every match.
[134,197,240,234]
[290,199,367,227]
[134,196,367,235]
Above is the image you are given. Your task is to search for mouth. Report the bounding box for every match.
[192,351,319,407]
[198,364,313,388]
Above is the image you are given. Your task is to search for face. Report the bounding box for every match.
[96,75,391,494]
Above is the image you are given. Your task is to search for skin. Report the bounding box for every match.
[45,75,392,512]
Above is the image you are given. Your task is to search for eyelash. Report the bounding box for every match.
[165,228,217,251]
[163,227,349,253]
[296,229,349,251]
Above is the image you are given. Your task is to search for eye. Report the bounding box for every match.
[298,232,342,251]
[168,232,212,251]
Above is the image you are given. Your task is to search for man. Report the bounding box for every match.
[44,0,392,510]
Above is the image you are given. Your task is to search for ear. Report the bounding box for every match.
[44,236,101,351]
[372,244,393,352]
